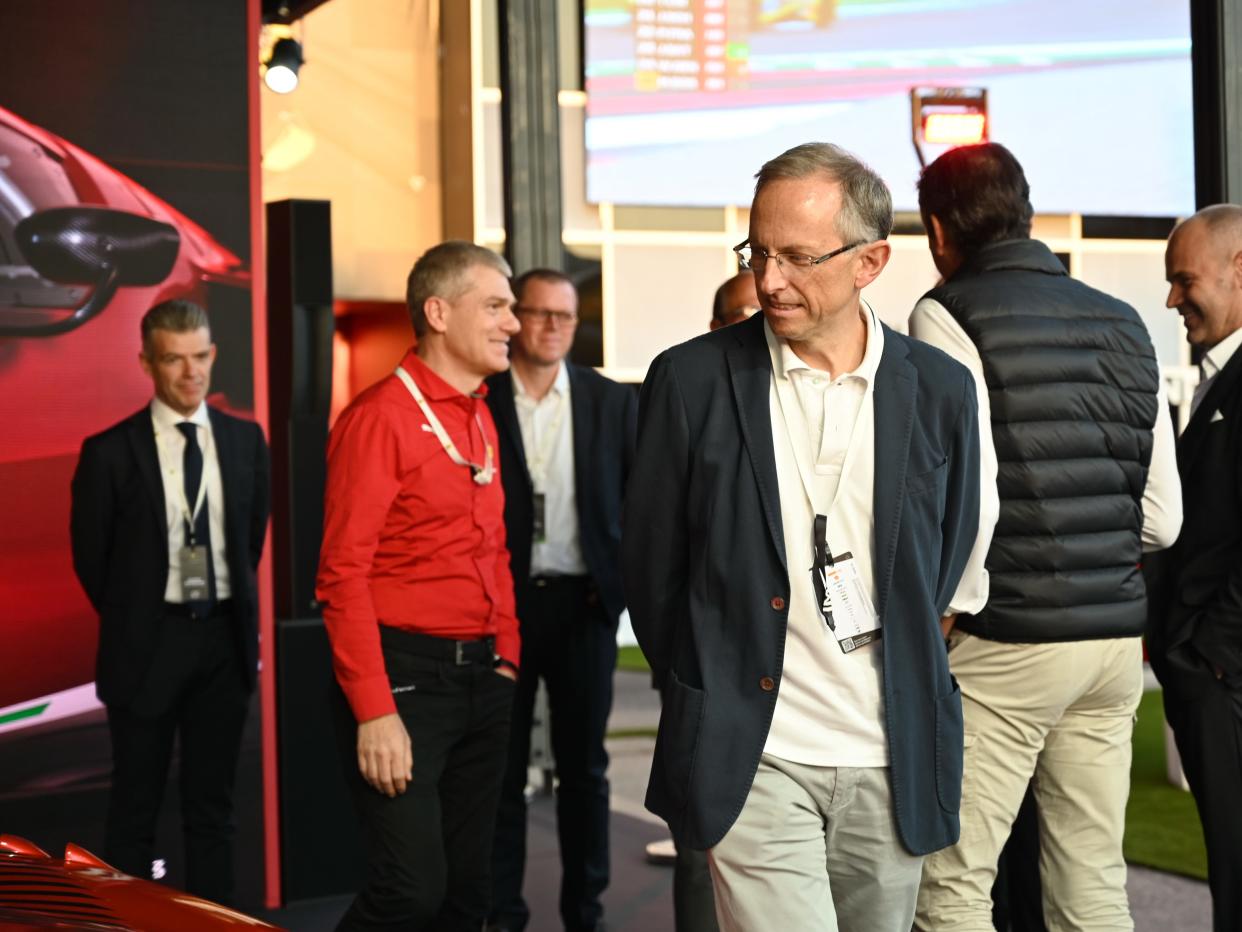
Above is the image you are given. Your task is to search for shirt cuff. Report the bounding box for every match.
[343,674,398,723]
[495,629,521,672]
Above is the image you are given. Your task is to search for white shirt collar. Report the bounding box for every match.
[151,397,210,430]
[511,361,569,401]
[1203,327,1242,381]
[765,301,884,384]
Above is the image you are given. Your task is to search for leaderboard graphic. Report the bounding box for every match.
[585,0,1194,216]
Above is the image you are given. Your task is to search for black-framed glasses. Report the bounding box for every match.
[515,307,578,327]
[733,239,867,273]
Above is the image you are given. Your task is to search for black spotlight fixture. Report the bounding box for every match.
[265,37,304,94]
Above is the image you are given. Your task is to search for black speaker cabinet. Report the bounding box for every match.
[276,618,364,902]
[267,199,362,902]
[266,198,333,620]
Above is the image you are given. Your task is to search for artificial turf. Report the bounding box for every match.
[1124,689,1208,880]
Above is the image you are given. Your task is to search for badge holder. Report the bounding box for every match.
[811,514,882,654]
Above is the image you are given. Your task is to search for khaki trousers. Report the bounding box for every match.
[709,756,923,932]
[916,634,1144,932]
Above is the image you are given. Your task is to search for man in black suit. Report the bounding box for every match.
[70,299,270,905]
[486,269,637,932]
[624,142,989,931]
[1146,204,1242,932]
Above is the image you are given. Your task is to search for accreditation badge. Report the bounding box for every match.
[532,492,547,544]
[811,514,881,654]
[179,545,210,602]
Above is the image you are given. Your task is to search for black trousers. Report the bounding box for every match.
[491,576,616,931]
[104,608,250,905]
[336,631,514,932]
[991,786,1046,932]
[1163,670,1242,932]
[674,845,719,932]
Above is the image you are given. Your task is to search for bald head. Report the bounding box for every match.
[711,272,760,331]
[1174,204,1242,257]
[1166,204,1242,348]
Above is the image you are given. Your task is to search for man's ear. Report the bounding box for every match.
[1231,248,1242,289]
[423,296,450,334]
[854,240,891,290]
[928,214,949,257]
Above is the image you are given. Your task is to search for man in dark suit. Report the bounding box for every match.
[623,142,989,931]
[485,269,637,932]
[1146,203,1242,932]
[70,299,269,905]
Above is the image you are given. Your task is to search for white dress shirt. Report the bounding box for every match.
[512,363,587,576]
[763,305,993,766]
[909,297,1182,553]
[151,398,231,601]
[1192,326,1242,417]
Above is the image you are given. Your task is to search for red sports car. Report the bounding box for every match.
[0,835,281,930]
[0,106,251,728]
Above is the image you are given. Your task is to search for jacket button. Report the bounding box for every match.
[759,676,775,691]
[770,596,785,611]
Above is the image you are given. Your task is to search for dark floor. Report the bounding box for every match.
[0,672,1215,932]
[261,791,674,932]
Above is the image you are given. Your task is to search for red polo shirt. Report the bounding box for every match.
[317,350,520,722]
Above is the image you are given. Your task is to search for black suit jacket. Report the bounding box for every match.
[1146,344,1242,691]
[70,406,270,707]
[486,365,637,624]
[623,312,981,855]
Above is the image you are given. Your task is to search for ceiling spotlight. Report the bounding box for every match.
[264,37,304,94]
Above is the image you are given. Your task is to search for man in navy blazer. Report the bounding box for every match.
[485,269,637,932]
[1146,205,1242,932]
[623,143,989,931]
[70,300,269,905]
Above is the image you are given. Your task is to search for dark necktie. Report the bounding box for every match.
[177,421,216,609]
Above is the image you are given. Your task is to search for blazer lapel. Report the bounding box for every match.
[126,409,166,532]
[727,317,786,572]
[1179,348,1242,468]
[209,408,238,546]
[567,364,593,504]
[491,371,532,487]
[871,331,917,621]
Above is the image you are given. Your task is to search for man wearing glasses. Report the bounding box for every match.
[623,142,994,931]
[485,269,637,932]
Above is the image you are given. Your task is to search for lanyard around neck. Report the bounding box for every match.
[520,389,567,488]
[395,365,495,486]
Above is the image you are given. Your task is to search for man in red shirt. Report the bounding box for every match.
[317,240,522,931]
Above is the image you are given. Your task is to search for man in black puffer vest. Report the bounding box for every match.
[908,144,1183,931]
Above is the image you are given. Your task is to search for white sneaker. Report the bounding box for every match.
[644,837,677,865]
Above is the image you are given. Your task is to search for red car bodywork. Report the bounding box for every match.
[0,835,281,930]
[0,106,251,713]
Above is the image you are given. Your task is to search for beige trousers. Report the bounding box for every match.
[915,633,1144,932]
[709,756,923,932]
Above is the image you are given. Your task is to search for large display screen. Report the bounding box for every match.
[584,0,1194,216]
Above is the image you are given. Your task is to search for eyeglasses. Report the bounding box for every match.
[516,307,578,327]
[733,239,866,273]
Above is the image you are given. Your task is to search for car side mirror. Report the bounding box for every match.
[4,206,180,337]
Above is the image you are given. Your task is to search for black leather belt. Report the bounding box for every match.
[530,574,591,589]
[379,626,495,666]
[163,599,233,620]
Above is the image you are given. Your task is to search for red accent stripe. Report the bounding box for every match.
[247,0,283,910]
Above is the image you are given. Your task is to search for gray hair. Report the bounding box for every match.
[141,300,210,357]
[754,142,893,242]
[406,241,513,336]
